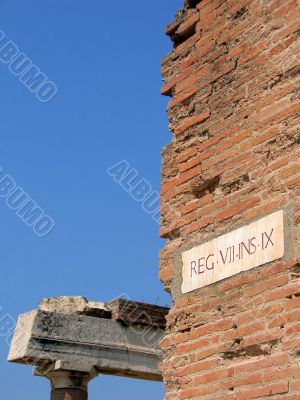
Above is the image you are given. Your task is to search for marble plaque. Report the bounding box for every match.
[181,210,284,294]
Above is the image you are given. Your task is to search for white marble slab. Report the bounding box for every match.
[182,210,284,293]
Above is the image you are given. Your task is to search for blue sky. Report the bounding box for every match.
[0,1,183,398]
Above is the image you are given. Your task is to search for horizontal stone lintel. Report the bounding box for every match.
[8,309,164,381]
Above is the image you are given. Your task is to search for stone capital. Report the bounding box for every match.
[35,362,98,400]
[34,361,98,390]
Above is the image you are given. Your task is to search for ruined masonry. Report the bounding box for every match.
[8,0,300,399]
[8,297,169,400]
[159,0,300,399]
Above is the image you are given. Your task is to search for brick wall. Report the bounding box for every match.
[159,0,300,399]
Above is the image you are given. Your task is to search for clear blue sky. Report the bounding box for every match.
[0,1,183,398]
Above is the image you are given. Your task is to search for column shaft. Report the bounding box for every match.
[51,388,88,400]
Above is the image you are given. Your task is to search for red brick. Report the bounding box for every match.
[168,87,197,109]
[234,353,288,374]
[177,165,201,185]
[161,66,194,96]
[242,329,284,347]
[193,367,234,385]
[176,358,220,377]
[175,109,211,135]
[214,196,261,223]
[176,65,210,94]
[159,265,174,281]
[243,275,289,297]
[236,382,288,399]
[181,193,214,215]
[176,14,200,37]
[159,1,300,399]
[182,215,214,235]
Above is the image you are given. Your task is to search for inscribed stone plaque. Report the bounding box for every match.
[181,210,284,294]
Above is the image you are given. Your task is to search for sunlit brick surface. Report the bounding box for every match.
[160,0,300,398]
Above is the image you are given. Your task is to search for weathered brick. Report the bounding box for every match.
[237,382,288,400]
[159,1,300,399]
[174,109,211,135]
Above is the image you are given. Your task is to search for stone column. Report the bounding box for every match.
[35,362,97,400]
